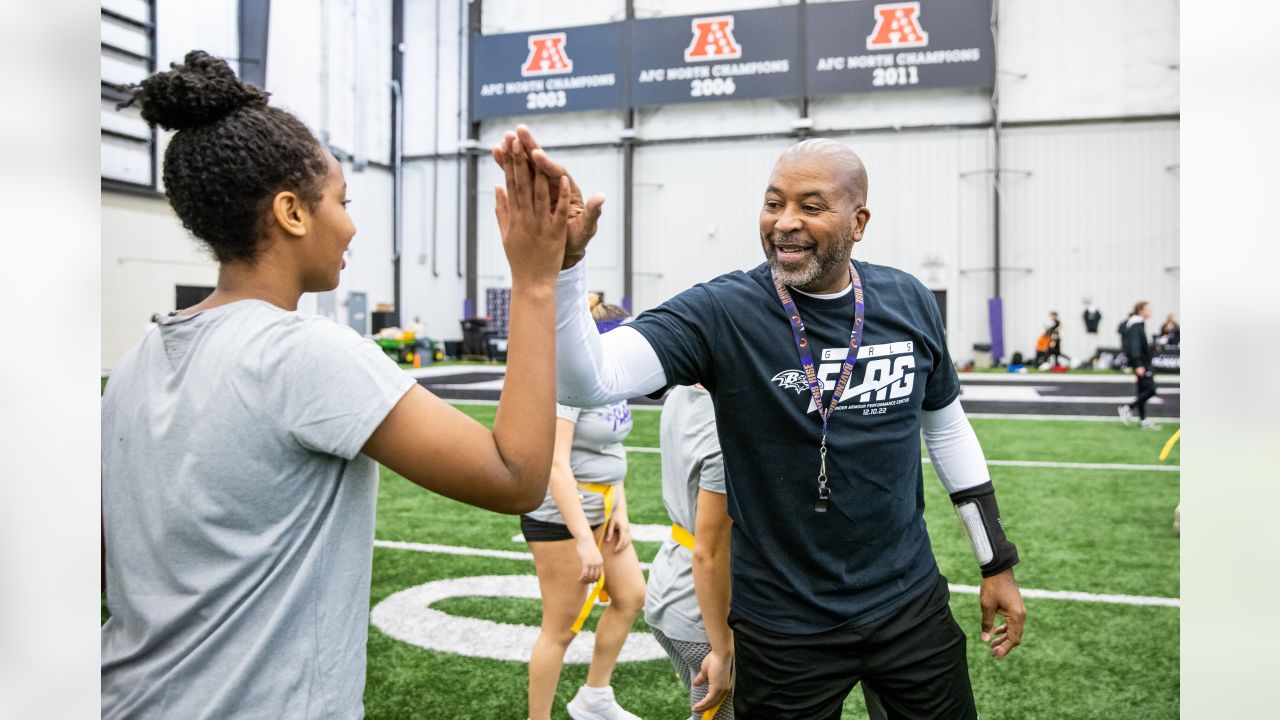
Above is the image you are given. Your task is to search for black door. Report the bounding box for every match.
[176,285,215,311]
[931,290,947,331]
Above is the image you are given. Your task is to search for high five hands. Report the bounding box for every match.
[492,124,606,269]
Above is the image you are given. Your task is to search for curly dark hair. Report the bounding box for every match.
[120,50,329,264]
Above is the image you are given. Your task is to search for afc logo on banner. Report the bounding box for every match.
[522,32,573,77]
[866,2,930,50]
[684,15,743,62]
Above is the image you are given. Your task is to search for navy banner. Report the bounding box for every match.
[467,1,995,119]
[471,22,626,120]
[630,5,803,107]
[807,0,995,95]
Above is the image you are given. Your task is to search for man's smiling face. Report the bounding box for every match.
[759,147,870,294]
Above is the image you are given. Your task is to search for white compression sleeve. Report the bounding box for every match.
[555,263,668,407]
[921,398,990,493]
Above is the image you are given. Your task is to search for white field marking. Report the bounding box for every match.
[439,400,1177,422]
[373,539,535,561]
[958,372,1179,386]
[406,365,507,379]
[966,412,1176,422]
[431,379,507,391]
[621,446,1179,472]
[973,458,1178,472]
[369,574,667,663]
[959,385,1165,404]
[375,539,653,570]
[374,540,1179,608]
[410,366,1180,386]
[948,583,1179,608]
[512,524,673,544]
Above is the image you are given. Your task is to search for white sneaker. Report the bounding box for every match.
[566,685,642,720]
[1117,405,1134,425]
[1141,418,1160,430]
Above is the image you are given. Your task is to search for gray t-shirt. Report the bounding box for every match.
[524,401,633,526]
[644,385,726,643]
[101,300,414,720]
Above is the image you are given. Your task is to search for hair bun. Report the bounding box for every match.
[125,50,269,131]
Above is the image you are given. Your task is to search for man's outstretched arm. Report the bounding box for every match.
[922,399,1027,659]
[493,126,668,407]
[554,263,667,406]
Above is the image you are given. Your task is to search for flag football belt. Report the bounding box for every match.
[670,523,695,551]
[571,482,616,634]
[667,523,731,720]
[950,481,1019,577]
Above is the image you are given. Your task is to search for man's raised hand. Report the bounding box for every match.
[492,124,605,269]
[493,134,571,284]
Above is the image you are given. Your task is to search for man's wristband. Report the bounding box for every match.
[950,481,1019,577]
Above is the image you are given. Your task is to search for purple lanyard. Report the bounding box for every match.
[770,262,866,513]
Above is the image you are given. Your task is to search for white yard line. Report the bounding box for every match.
[373,539,1179,608]
[976,458,1178,472]
[947,584,1179,608]
[966,412,1174,422]
[958,372,1179,386]
[408,366,1179,386]
[623,446,1179,472]
[441,400,1178,423]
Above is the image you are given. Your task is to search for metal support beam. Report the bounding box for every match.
[390,0,405,326]
[990,0,1002,300]
[236,0,270,89]
[464,0,483,318]
[621,0,635,311]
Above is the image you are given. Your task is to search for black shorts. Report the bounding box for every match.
[729,574,977,720]
[519,515,602,542]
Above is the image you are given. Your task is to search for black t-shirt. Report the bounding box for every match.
[630,260,960,634]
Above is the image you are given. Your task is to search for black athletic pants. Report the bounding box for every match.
[1130,372,1157,420]
[730,575,977,720]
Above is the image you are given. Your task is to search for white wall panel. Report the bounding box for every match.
[265,0,323,134]
[481,0,624,34]
[155,0,237,71]
[333,162,398,320]
[405,0,467,156]
[636,98,800,141]
[399,157,469,340]
[103,0,239,371]
[997,0,1179,122]
[826,129,994,361]
[634,0,795,18]
[480,110,624,148]
[630,130,996,362]
[267,0,392,164]
[631,138,792,310]
[101,194,220,371]
[477,147,626,311]
[998,122,1179,364]
[810,87,992,132]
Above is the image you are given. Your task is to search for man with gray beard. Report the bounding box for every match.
[494,127,1027,719]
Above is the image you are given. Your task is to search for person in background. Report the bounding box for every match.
[1082,297,1102,335]
[101,52,569,719]
[645,384,735,719]
[1118,300,1159,429]
[520,301,646,720]
[1157,313,1180,348]
[1036,311,1063,370]
[408,314,430,360]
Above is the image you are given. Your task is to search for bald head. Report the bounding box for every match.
[778,138,869,207]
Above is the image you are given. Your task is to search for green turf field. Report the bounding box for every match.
[363,407,1180,719]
